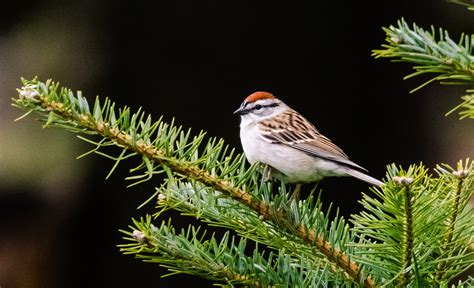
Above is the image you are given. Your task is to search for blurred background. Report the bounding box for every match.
[0,0,472,287]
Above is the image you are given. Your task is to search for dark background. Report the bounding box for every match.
[0,1,472,287]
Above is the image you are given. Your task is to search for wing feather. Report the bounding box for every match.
[259,109,367,171]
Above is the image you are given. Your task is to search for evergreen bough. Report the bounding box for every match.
[11,3,474,287]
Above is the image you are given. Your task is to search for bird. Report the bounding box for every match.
[234,91,383,192]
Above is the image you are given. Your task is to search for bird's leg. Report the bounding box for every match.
[260,163,273,183]
[290,184,302,200]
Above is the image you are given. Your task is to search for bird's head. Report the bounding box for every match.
[234,91,287,124]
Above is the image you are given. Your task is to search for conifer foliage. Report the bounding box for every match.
[11,3,474,287]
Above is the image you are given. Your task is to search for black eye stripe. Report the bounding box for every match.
[252,103,279,111]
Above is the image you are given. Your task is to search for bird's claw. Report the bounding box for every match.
[260,163,273,183]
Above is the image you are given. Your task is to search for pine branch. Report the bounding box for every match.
[393,176,415,286]
[372,18,474,119]
[373,19,474,90]
[434,171,464,283]
[446,91,474,119]
[12,78,375,287]
[119,216,332,287]
[434,161,474,285]
[11,78,473,286]
[350,161,474,286]
[151,177,367,286]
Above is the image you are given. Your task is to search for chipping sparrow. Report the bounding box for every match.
[234,91,383,187]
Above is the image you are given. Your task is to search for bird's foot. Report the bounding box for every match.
[290,184,302,200]
[259,163,273,183]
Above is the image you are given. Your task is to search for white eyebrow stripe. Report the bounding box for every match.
[252,98,279,106]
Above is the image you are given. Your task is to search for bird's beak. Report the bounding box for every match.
[233,106,249,115]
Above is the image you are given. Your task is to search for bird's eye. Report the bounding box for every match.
[254,104,262,110]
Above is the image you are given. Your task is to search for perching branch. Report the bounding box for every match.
[12,78,375,287]
[11,79,474,287]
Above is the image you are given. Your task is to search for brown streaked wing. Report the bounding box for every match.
[259,109,367,171]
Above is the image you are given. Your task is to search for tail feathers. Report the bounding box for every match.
[344,169,383,187]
